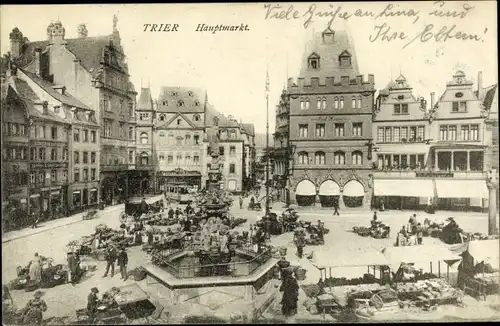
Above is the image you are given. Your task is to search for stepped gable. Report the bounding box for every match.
[137,87,154,111]
[157,86,205,114]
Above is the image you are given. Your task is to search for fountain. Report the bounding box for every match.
[142,117,279,322]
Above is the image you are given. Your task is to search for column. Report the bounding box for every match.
[434,151,438,171]
[466,151,470,172]
[450,151,454,171]
[339,192,345,209]
[487,183,498,235]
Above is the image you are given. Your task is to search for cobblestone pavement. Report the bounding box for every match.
[2,195,498,322]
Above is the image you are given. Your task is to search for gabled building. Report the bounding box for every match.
[9,17,137,207]
[273,88,291,203]
[287,27,375,208]
[154,87,206,190]
[240,122,256,192]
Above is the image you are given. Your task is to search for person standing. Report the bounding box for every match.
[333,199,340,216]
[31,212,39,229]
[279,270,299,317]
[175,207,181,219]
[295,231,305,259]
[103,245,117,278]
[239,196,243,209]
[29,253,42,287]
[87,287,99,322]
[22,290,47,325]
[380,198,385,211]
[140,197,148,215]
[416,223,424,245]
[117,247,128,281]
[67,251,80,286]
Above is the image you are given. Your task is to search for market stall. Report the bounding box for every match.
[451,240,500,299]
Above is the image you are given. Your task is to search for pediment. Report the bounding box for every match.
[159,112,197,129]
[339,50,352,57]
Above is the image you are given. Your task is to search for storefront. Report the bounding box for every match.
[342,180,365,208]
[373,179,434,211]
[435,179,488,211]
[318,180,340,208]
[90,188,99,206]
[50,189,62,218]
[73,190,82,211]
[4,193,29,229]
[295,179,316,206]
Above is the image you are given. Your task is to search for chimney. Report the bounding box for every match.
[77,24,88,38]
[47,21,66,46]
[430,92,435,110]
[9,28,23,58]
[34,48,42,76]
[477,71,483,98]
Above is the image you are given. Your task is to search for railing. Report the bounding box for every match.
[155,245,272,279]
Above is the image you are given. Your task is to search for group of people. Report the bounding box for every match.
[396,214,426,246]
[102,245,129,281]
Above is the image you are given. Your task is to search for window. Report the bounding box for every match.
[51,127,57,139]
[321,98,326,109]
[317,98,321,109]
[185,156,191,165]
[308,55,319,69]
[91,168,96,181]
[119,100,124,115]
[352,151,363,165]
[62,170,68,181]
[185,135,191,145]
[315,151,326,165]
[194,135,200,145]
[305,99,310,110]
[178,100,184,107]
[452,101,467,112]
[401,127,408,141]
[229,164,236,173]
[334,123,345,137]
[119,123,124,138]
[30,172,36,185]
[140,132,148,144]
[298,152,309,164]
[141,153,149,165]
[63,148,68,161]
[339,97,344,109]
[74,128,80,142]
[352,97,356,109]
[393,127,400,142]
[167,155,173,165]
[176,137,183,146]
[298,124,308,138]
[394,104,409,114]
[74,151,80,164]
[334,97,339,109]
[83,169,88,181]
[103,96,110,112]
[83,129,89,142]
[91,152,96,164]
[219,147,225,156]
[176,154,182,165]
[83,151,88,164]
[352,123,362,137]
[177,119,181,125]
[409,127,417,141]
[50,170,57,183]
[461,125,470,140]
[230,146,236,156]
[104,120,112,137]
[39,148,46,161]
[38,172,45,185]
[377,128,384,143]
[194,115,200,122]
[470,124,479,140]
[417,126,425,141]
[159,115,165,121]
[334,151,345,165]
[74,169,80,182]
[193,155,200,165]
[128,102,134,116]
[129,151,134,163]
[41,126,46,138]
[340,56,351,68]
[384,127,392,142]
[357,96,362,109]
[315,124,325,137]
[50,148,57,160]
[139,113,149,120]
[91,130,96,143]
[128,127,134,140]
[30,148,36,161]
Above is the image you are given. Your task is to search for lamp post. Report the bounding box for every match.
[265,68,270,216]
[486,169,498,235]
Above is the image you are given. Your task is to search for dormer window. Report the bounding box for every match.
[339,50,352,68]
[308,53,320,69]
[193,114,200,122]
[162,100,168,106]
[188,91,193,97]
[178,100,184,107]
[54,106,60,114]
[322,28,335,44]
[159,114,165,121]
[455,92,464,98]
[172,92,177,96]
[194,101,200,107]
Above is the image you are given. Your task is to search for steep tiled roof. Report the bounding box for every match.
[157,87,205,113]
[21,98,67,124]
[205,104,239,128]
[137,87,154,111]
[299,28,360,80]
[12,78,40,101]
[482,84,498,111]
[241,123,255,136]
[20,68,91,110]
[14,36,110,77]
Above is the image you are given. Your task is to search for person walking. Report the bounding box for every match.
[67,250,81,286]
[31,212,39,229]
[417,223,424,245]
[295,231,305,259]
[279,269,299,317]
[87,287,99,322]
[117,247,128,281]
[333,199,340,216]
[103,245,117,278]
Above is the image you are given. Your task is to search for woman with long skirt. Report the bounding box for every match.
[280,270,299,317]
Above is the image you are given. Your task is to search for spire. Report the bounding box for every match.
[113,14,118,33]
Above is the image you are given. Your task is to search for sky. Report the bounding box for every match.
[1,2,497,133]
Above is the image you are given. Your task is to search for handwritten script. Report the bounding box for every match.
[263,1,488,49]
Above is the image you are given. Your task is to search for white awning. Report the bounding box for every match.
[51,191,60,196]
[30,194,40,198]
[342,180,364,197]
[436,179,488,198]
[73,190,81,194]
[319,180,340,196]
[295,180,316,196]
[374,179,434,197]
[90,188,98,192]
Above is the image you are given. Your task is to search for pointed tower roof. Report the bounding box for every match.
[299,27,360,80]
[137,87,153,111]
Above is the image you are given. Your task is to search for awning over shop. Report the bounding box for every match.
[451,240,499,268]
[435,179,488,198]
[295,180,316,196]
[342,180,364,197]
[319,180,340,196]
[73,190,81,194]
[310,248,389,269]
[29,194,40,198]
[382,245,461,270]
[374,179,434,197]
[90,188,98,192]
[51,191,60,195]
